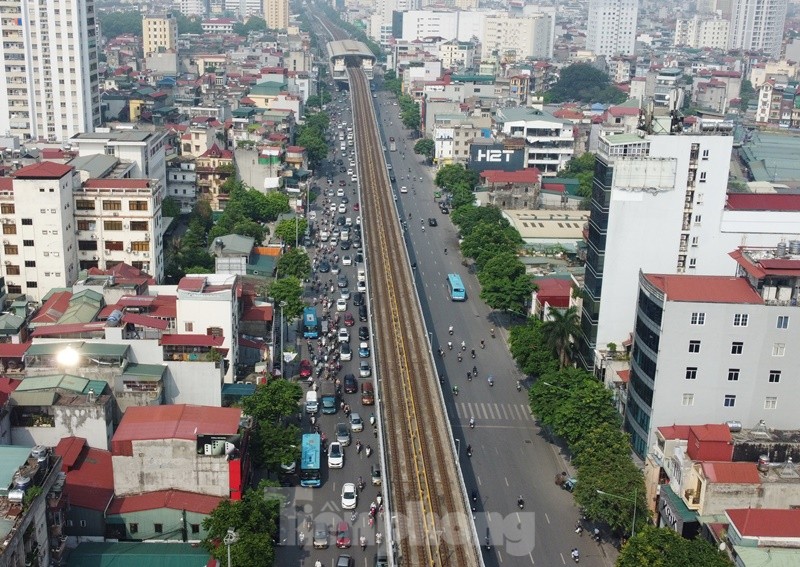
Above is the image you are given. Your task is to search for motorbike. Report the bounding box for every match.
[466,446,472,457]
[471,350,476,359]
[452,386,459,396]
[516,381,522,392]
[488,377,494,387]
[469,417,475,429]
[518,496,524,509]
[365,445,372,457]
[571,549,580,563]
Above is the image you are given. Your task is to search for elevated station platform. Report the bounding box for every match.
[327,40,375,83]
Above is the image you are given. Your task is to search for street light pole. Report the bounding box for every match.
[596,489,637,539]
[280,301,288,378]
[224,528,238,567]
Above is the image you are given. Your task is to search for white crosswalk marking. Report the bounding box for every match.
[456,403,533,422]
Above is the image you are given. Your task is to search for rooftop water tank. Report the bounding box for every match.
[8,489,25,503]
[106,309,123,327]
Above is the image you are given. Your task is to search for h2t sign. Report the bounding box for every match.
[468,144,524,171]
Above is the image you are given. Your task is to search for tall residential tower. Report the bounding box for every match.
[0,0,100,142]
[729,0,787,59]
[586,0,639,57]
[263,0,289,31]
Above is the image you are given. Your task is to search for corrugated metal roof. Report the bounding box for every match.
[108,490,223,515]
[10,390,58,406]
[122,363,166,382]
[15,374,89,393]
[65,542,211,566]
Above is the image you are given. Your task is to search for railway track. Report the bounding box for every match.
[347,68,479,567]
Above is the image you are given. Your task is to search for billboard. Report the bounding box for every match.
[468,144,526,172]
[197,434,242,458]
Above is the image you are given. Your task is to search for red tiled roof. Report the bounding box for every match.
[118,295,157,307]
[726,193,800,212]
[55,437,114,511]
[0,376,21,405]
[542,182,566,193]
[177,277,206,292]
[31,291,73,323]
[286,146,304,153]
[701,462,760,484]
[32,321,107,337]
[608,106,639,117]
[242,305,273,322]
[160,334,224,347]
[111,404,241,454]
[481,169,540,184]
[149,295,177,318]
[727,508,800,538]
[0,341,30,358]
[614,369,630,383]
[644,274,763,305]
[658,425,692,440]
[200,144,233,159]
[122,312,169,330]
[535,278,572,301]
[0,178,12,191]
[12,162,72,179]
[87,262,154,281]
[729,249,800,278]
[108,490,223,515]
[83,179,152,189]
[692,423,732,442]
[41,148,66,159]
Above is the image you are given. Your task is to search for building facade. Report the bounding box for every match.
[482,14,553,61]
[729,0,787,58]
[143,13,178,56]
[674,15,730,49]
[585,0,638,57]
[494,107,575,176]
[0,0,100,142]
[263,0,289,31]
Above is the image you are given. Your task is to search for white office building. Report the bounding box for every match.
[578,119,800,375]
[674,15,730,50]
[172,0,208,16]
[0,0,100,142]
[482,14,553,60]
[729,0,787,59]
[494,107,575,175]
[585,0,638,57]
[627,260,800,457]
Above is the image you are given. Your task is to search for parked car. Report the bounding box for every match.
[428,217,438,227]
[340,342,352,361]
[358,326,370,341]
[338,328,350,343]
[359,342,370,358]
[336,422,351,446]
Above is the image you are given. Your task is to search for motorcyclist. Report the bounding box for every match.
[466,444,472,456]
[518,495,524,508]
[517,380,522,391]
[452,385,459,395]
[448,325,454,335]
[488,376,494,387]
[571,548,580,561]
[461,340,466,350]
[444,248,447,254]
[447,341,453,350]
[469,416,475,428]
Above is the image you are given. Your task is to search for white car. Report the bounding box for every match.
[357,281,367,293]
[341,482,358,510]
[328,442,344,469]
[342,255,353,266]
[400,186,408,194]
[308,211,317,220]
[336,188,345,197]
[351,175,358,182]
[338,204,347,214]
[336,298,347,312]
[340,342,352,361]
[350,413,364,432]
[347,169,354,176]
[330,203,338,212]
[338,328,350,343]
[340,288,351,300]
[387,164,392,170]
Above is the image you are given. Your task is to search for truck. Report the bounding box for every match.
[320,381,337,414]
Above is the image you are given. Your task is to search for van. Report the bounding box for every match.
[320,319,330,335]
[361,381,375,405]
[375,544,389,567]
[357,266,366,283]
[345,217,353,227]
[305,390,319,414]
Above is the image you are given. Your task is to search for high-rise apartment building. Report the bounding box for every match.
[0,0,100,142]
[263,0,289,31]
[585,0,639,57]
[172,0,209,16]
[674,15,730,50]
[729,0,787,59]
[482,14,553,60]
[143,13,178,56]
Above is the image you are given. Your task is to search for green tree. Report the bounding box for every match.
[460,222,522,267]
[98,12,143,38]
[241,380,303,423]
[253,421,301,471]
[617,526,733,567]
[262,192,291,221]
[478,252,533,315]
[546,63,627,104]
[509,318,559,377]
[384,78,402,96]
[268,277,304,319]
[384,70,396,81]
[297,127,328,168]
[414,138,435,161]
[435,164,479,191]
[451,205,505,238]
[175,13,203,34]
[161,196,181,217]
[541,306,581,368]
[274,218,308,245]
[276,248,311,280]
[561,153,596,200]
[202,486,280,567]
[739,79,755,111]
[306,95,323,108]
[450,186,475,210]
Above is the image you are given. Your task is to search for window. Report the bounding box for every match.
[769,370,781,383]
[104,220,123,231]
[78,240,98,251]
[130,220,148,231]
[731,342,743,355]
[75,199,94,210]
[6,284,20,294]
[79,520,87,528]
[131,241,150,252]
[682,393,694,406]
[191,524,200,534]
[777,315,789,329]
[26,281,37,288]
[733,314,749,327]
[688,340,701,353]
[694,214,702,224]
[154,523,163,533]
[765,396,777,410]
[690,312,705,325]
[21,218,32,225]
[691,236,699,246]
[24,260,35,268]
[2,224,16,235]
[104,241,124,251]
[77,220,94,231]
[688,258,696,268]
[184,322,193,332]
[699,171,707,183]
[727,368,740,381]
[129,523,138,534]
[129,200,148,211]
[22,240,33,247]
[702,149,709,160]
[6,265,20,275]
[102,200,122,211]
[773,343,786,356]
[3,245,18,255]
[724,395,736,407]
[1,204,14,214]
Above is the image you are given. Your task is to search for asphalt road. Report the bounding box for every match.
[370,87,613,567]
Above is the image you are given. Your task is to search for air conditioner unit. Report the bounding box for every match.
[132,251,138,255]
[4,261,10,265]
[2,240,8,244]
[143,252,149,258]
[90,234,97,239]
[104,249,111,255]
[92,255,98,260]
[125,247,131,253]
[112,212,119,217]
[123,223,129,229]
[144,233,150,240]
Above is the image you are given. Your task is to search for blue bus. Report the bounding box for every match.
[302,307,319,339]
[299,433,322,487]
[447,273,466,301]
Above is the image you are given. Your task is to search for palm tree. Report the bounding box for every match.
[541,306,581,369]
